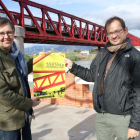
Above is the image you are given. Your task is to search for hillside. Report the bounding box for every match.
[24,45,97,55]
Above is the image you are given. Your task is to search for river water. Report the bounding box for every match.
[28,60,94,91]
[75,60,94,91]
[75,60,92,68]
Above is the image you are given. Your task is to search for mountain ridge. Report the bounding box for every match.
[24,45,97,55]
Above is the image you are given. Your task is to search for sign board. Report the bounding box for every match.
[33,53,65,98]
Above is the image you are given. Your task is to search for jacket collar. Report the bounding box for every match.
[122,37,133,52]
[99,37,132,77]
[105,37,132,52]
[0,47,10,54]
[105,37,132,74]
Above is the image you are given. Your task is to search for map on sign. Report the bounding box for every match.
[33,53,65,98]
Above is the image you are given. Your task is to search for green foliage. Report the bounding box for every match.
[89,49,95,54]
[66,51,79,62]
[32,55,39,59]
[74,49,81,53]
[88,54,96,60]
[24,54,31,62]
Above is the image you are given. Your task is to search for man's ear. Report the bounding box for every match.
[125,27,128,35]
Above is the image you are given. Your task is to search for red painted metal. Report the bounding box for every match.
[33,53,51,65]
[33,70,65,73]
[33,52,65,92]
[33,71,65,92]
[61,16,72,37]
[0,0,17,25]
[0,0,139,47]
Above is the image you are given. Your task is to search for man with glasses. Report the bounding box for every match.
[65,16,140,140]
[0,17,40,140]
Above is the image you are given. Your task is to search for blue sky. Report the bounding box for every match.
[1,0,140,48]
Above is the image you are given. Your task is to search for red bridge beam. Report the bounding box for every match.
[0,0,139,47]
[127,33,140,46]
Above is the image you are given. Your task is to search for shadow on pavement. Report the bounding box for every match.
[67,114,140,140]
[34,104,58,117]
[33,104,52,113]
[68,114,96,140]
[32,129,52,139]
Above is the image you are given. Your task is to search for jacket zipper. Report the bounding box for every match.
[97,72,106,113]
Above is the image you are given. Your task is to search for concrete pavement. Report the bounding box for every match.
[31,102,140,140]
[31,102,96,140]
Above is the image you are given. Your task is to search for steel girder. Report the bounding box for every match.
[0,0,139,47]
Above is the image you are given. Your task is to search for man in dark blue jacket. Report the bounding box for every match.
[65,16,140,140]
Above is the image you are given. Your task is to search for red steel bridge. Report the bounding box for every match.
[0,0,140,47]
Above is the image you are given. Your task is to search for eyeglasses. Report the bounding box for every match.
[0,31,14,37]
[107,29,124,37]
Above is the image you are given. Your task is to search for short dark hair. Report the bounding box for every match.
[0,17,15,32]
[105,16,126,33]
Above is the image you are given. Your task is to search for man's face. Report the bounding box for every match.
[106,20,128,46]
[0,23,14,51]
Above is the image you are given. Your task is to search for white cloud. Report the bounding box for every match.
[80,3,140,37]
[81,3,140,28]
[29,0,58,5]
[24,43,36,48]
[6,0,136,39]
[24,1,140,39]
[31,0,140,6]
[16,1,139,32]
[28,1,140,30]
[129,29,140,38]
[31,0,84,5]
[24,43,50,48]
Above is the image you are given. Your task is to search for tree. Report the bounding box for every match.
[66,51,79,61]
[24,54,31,62]
[89,49,95,54]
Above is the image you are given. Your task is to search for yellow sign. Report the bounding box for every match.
[33,53,65,98]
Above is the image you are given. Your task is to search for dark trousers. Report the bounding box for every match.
[0,119,32,140]
[22,119,32,140]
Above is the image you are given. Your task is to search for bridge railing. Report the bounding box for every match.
[0,0,140,46]
[0,0,108,46]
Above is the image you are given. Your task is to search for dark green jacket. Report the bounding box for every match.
[0,47,33,131]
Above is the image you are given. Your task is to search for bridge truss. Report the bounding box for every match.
[0,0,140,47]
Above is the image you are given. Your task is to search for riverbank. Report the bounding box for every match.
[25,51,96,62]
[78,54,96,61]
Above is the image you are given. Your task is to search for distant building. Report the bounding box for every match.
[80,50,89,56]
[39,46,46,55]
[39,52,45,55]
